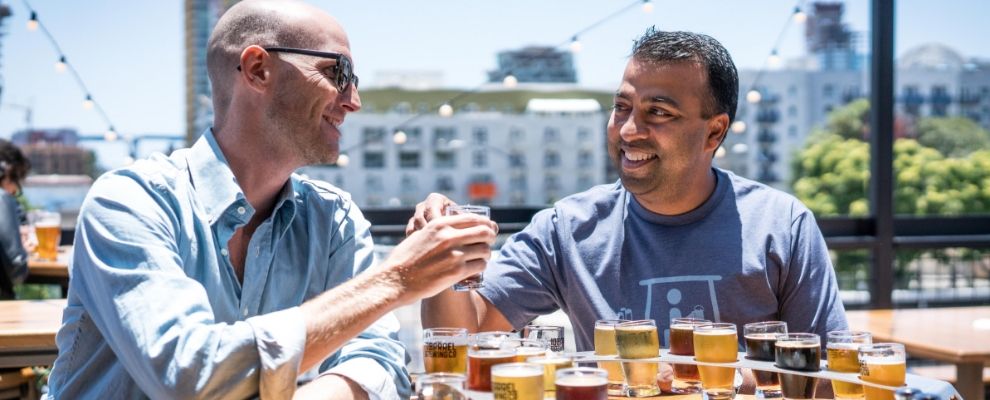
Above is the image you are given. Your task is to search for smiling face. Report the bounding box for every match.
[607,57,727,204]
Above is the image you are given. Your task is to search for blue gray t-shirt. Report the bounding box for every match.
[478,168,847,351]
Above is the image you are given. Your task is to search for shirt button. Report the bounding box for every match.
[237,206,246,215]
[220,248,229,257]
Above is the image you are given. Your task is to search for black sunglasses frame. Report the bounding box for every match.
[236,46,359,92]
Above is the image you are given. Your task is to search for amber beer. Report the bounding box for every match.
[527,355,574,396]
[827,331,872,399]
[774,333,821,400]
[669,318,710,394]
[468,348,516,391]
[34,222,61,261]
[744,321,788,398]
[423,328,468,374]
[555,367,609,400]
[492,363,544,400]
[693,323,738,400]
[593,319,626,396]
[615,320,661,397]
[859,343,907,400]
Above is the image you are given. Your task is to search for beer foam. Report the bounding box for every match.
[671,323,699,330]
[493,367,543,378]
[776,341,819,348]
[695,328,736,336]
[618,325,656,332]
[745,333,778,340]
[556,375,608,386]
[860,357,905,365]
[471,350,515,359]
[826,342,861,351]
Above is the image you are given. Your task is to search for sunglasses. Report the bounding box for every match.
[237,46,359,93]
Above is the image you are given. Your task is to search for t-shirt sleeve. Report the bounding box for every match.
[478,208,564,330]
[778,207,849,338]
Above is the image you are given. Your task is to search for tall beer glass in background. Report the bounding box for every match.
[444,204,490,291]
[614,320,661,397]
[31,210,60,261]
[743,321,788,398]
[827,331,872,399]
[555,367,609,400]
[669,317,711,394]
[694,323,738,400]
[423,328,469,374]
[593,319,626,396]
[859,343,906,400]
[491,363,544,400]
[522,324,565,353]
[774,333,821,400]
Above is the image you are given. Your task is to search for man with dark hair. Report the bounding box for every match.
[414,28,847,391]
[47,1,496,399]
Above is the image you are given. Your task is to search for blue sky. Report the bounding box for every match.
[1,0,988,161]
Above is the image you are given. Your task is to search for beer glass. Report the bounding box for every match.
[522,324,565,353]
[491,363,544,400]
[614,320,660,397]
[669,317,711,394]
[859,343,906,400]
[467,346,516,392]
[31,210,61,261]
[593,319,626,396]
[423,327,469,374]
[555,367,609,400]
[827,331,872,400]
[416,372,468,400]
[527,355,574,398]
[774,333,821,400]
[694,323,738,400]
[744,321,788,398]
[444,204,491,291]
[502,338,548,362]
[472,331,517,350]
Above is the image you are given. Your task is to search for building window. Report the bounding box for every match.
[510,127,524,141]
[434,151,456,168]
[334,174,344,188]
[366,175,383,191]
[788,85,797,96]
[578,150,593,167]
[436,175,455,192]
[577,127,591,142]
[544,174,560,191]
[362,127,386,145]
[511,174,527,191]
[823,84,834,98]
[789,125,798,138]
[543,127,559,142]
[578,174,593,189]
[544,150,560,168]
[399,151,420,168]
[400,175,417,192]
[434,127,457,147]
[788,105,797,117]
[472,127,488,145]
[473,150,487,168]
[509,152,526,168]
[363,152,385,168]
[403,127,422,144]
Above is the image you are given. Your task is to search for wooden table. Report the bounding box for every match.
[25,246,71,295]
[0,299,64,368]
[847,306,990,400]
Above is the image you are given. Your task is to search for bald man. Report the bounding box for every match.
[46,1,496,399]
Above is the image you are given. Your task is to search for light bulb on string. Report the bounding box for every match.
[731,143,749,154]
[768,49,781,68]
[731,121,747,134]
[438,103,453,118]
[746,89,762,104]
[641,0,654,13]
[336,153,350,167]
[792,6,807,23]
[82,95,94,110]
[392,130,407,145]
[569,36,582,53]
[27,11,38,31]
[104,128,118,142]
[502,74,518,88]
[715,147,727,158]
[55,56,67,73]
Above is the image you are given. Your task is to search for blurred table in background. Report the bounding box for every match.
[0,299,64,368]
[847,306,990,400]
[26,245,71,296]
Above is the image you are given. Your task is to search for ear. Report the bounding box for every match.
[238,45,273,93]
[705,113,730,154]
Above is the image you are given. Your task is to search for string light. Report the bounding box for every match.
[731,121,747,134]
[768,49,781,68]
[502,74,518,88]
[569,36,583,53]
[641,0,654,13]
[336,153,350,167]
[104,128,118,142]
[82,95,94,110]
[392,130,407,145]
[438,103,453,118]
[792,6,807,23]
[26,11,38,31]
[731,143,749,154]
[715,147,727,158]
[55,56,67,73]
[746,90,762,104]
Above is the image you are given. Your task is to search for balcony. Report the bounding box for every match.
[958,92,982,105]
[756,109,780,124]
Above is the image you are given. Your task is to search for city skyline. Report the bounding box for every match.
[1,1,988,155]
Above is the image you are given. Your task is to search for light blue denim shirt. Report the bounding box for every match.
[47,130,409,399]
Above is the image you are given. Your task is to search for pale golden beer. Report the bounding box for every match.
[527,355,574,397]
[491,363,544,400]
[423,328,469,374]
[693,323,738,400]
[34,223,60,261]
[593,319,626,396]
[615,320,660,397]
[859,343,906,400]
[827,331,872,400]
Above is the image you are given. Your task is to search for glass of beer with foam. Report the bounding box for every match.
[527,355,574,398]
[744,321,788,398]
[694,322,738,400]
[423,327,469,374]
[615,319,661,397]
[491,363,544,400]
[828,331,872,400]
[593,319,627,396]
[859,343,906,400]
[31,210,61,261]
[555,367,609,400]
[774,333,821,400]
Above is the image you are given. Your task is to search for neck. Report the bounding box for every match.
[213,118,300,219]
[634,167,717,216]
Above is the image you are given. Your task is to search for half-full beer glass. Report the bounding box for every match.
[614,320,660,397]
[423,327,469,374]
[669,317,711,394]
[32,210,60,261]
[694,323,738,400]
[859,343,906,400]
[827,331,872,400]
[593,319,626,396]
[774,333,821,400]
[444,204,490,291]
[744,321,788,398]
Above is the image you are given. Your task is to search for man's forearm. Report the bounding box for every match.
[421,289,483,331]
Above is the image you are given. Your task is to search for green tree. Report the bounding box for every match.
[916,117,990,158]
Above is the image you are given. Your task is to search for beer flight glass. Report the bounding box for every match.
[416,372,467,400]
[491,363,544,400]
[694,323,738,400]
[555,367,609,400]
[422,327,468,374]
[744,321,788,398]
[670,317,711,394]
[859,343,907,400]
[775,333,821,400]
[522,324,566,353]
[828,331,872,400]
[444,204,490,291]
[615,320,661,397]
[526,355,574,398]
[593,319,626,396]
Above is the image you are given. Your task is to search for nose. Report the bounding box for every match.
[341,85,361,113]
[617,111,647,142]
